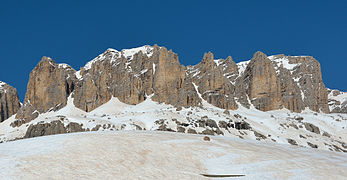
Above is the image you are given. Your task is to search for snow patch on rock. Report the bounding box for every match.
[0,81,6,87]
[327,89,347,112]
[58,63,71,69]
[213,59,223,66]
[236,60,250,75]
[268,55,301,75]
[83,45,154,71]
[0,81,6,91]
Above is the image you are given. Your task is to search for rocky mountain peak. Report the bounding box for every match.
[203,51,214,60]
[40,56,54,63]
[0,81,21,122]
[225,56,234,64]
[201,51,214,63]
[252,51,267,60]
[196,51,216,73]
[70,45,200,114]
[15,56,77,124]
[242,51,283,111]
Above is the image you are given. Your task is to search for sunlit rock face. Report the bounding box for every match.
[240,51,283,111]
[0,81,21,122]
[15,56,76,123]
[73,45,201,112]
[13,45,334,124]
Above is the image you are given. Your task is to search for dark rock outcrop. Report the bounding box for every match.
[235,121,251,130]
[307,142,318,148]
[201,129,215,135]
[24,120,85,138]
[253,131,267,139]
[187,128,197,134]
[287,139,298,146]
[304,122,320,134]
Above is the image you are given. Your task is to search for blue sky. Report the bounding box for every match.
[1,0,346,100]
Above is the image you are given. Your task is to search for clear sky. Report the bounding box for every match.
[1,0,346,100]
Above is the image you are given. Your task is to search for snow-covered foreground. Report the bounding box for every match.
[0,131,346,180]
[0,94,346,153]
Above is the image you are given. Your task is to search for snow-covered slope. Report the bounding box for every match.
[0,131,346,179]
[1,93,346,153]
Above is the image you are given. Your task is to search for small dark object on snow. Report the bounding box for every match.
[201,174,245,178]
[235,121,250,130]
[287,138,298,146]
[203,136,210,141]
[307,142,318,148]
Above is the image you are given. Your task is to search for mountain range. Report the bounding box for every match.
[0,45,346,153]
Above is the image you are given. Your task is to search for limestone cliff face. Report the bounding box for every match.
[189,51,330,113]
[240,52,283,111]
[289,56,329,113]
[188,51,284,111]
[276,66,304,113]
[188,52,238,110]
[11,45,337,124]
[16,57,76,123]
[0,81,21,122]
[269,55,329,113]
[73,45,201,112]
[151,46,201,108]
